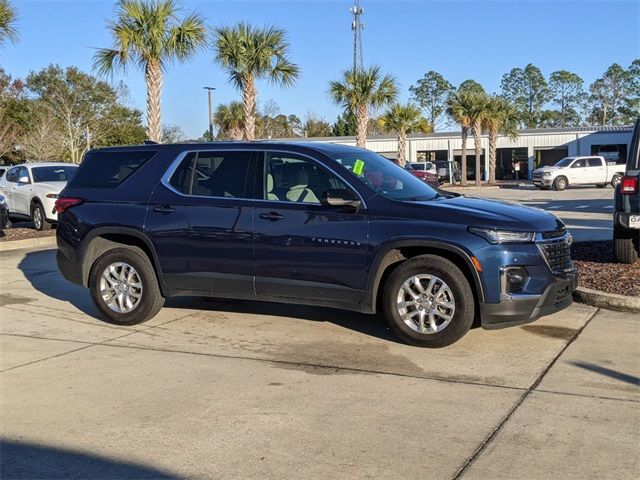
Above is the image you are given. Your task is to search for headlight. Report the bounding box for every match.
[469,227,535,244]
[542,172,551,177]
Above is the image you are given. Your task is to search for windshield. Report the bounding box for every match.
[31,166,77,183]
[327,150,439,201]
[554,158,574,168]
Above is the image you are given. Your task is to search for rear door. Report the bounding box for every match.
[11,166,31,215]
[253,150,369,305]
[587,157,607,183]
[0,167,19,210]
[145,150,255,295]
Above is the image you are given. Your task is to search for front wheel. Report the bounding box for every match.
[31,203,52,231]
[89,247,165,325]
[553,176,568,191]
[382,255,475,348]
[611,175,622,188]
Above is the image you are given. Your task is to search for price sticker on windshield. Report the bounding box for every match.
[353,159,365,176]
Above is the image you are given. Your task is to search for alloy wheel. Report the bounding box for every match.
[396,274,455,334]
[99,262,144,314]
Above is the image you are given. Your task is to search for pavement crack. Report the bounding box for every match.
[451,307,600,480]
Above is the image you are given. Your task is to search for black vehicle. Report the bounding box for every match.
[0,193,9,228]
[613,118,640,263]
[55,142,576,348]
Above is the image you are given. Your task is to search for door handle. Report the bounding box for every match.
[259,211,284,221]
[153,204,175,214]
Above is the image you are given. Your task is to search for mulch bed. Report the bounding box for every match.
[0,221,56,242]
[572,241,639,297]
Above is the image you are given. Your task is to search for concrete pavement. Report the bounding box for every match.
[1,247,638,479]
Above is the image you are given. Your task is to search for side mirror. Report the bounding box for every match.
[321,189,362,209]
[18,176,30,184]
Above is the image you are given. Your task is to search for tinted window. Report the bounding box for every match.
[68,150,155,189]
[629,119,640,170]
[5,167,19,183]
[17,167,29,182]
[571,159,585,168]
[169,151,251,198]
[0,168,5,178]
[31,166,77,183]
[263,152,350,204]
[587,158,603,167]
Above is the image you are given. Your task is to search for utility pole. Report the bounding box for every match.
[350,0,364,71]
[203,86,216,140]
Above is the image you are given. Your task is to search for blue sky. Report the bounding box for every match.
[3,0,639,138]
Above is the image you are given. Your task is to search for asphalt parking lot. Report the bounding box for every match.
[445,184,615,242]
[1,247,638,479]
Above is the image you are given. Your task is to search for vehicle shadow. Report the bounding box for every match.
[17,249,411,344]
[0,439,177,479]
[569,361,640,386]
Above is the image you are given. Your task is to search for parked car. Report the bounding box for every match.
[410,162,437,176]
[613,118,640,263]
[0,193,9,229]
[56,142,576,348]
[0,162,78,230]
[532,156,626,191]
[435,160,461,183]
[404,163,439,187]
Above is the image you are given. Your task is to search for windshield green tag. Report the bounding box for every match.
[353,159,365,175]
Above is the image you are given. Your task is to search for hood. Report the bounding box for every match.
[409,195,561,232]
[34,181,68,192]
[534,166,561,173]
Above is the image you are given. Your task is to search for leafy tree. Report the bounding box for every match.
[0,0,17,47]
[94,0,207,142]
[377,103,431,165]
[500,64,550,127]
[482,96,519,183]
[303,113,332,138]
[619,59,640,125]
[548,70,585,126]
[331,110,357,136]
[26,65,146,162]
[588,63,630,126]
[161,123,186,143]
[0,68,28,161]
[409,71,454,131]
[214,101,244,140]
[458,79,485,95]
[214,22,299,141]
[329,65,398,147]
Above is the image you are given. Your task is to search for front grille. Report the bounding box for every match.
[538,237,572,273]
[541,227,567,240]
[533,172,543,180]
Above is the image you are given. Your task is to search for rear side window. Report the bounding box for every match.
[31,166,78,183]
[169,151,251,198]
[629,120,640,170]
[587,158,602,167]
[69,150,156,189]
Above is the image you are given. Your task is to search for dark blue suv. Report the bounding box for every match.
[56,142,577,347]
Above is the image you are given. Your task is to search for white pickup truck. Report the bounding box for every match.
[0,162,78,230]
[532,156,627,191]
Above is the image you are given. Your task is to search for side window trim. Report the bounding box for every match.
[163,149,254,201]
[255,150,365,207]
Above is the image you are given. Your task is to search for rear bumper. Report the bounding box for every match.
[56,236,83,286]
[614,212,640,231]
[480,272,578,329]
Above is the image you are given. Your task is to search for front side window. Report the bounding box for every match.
[327,150,439,202]
[169,151,251,198]
[571,159,585,168]
[262,152,350,204]
[17,167,29,182]
[31,166,77,183]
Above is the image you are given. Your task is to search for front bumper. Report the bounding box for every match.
[533,176,553,186]
[480,271,577,329]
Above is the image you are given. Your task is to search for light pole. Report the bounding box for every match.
[203,86,216,140]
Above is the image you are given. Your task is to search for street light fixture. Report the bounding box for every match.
[203,86,216,140]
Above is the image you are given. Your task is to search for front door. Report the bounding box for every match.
[253,151,369,305]
[11,166,32,216]
[146,150,255,295]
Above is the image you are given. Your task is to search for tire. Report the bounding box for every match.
[611,175,622,188]
[382,255,475,348]
[89,247,165,325]
[31,202,52,231]
[613,228,639,264]
[553,176,568,191]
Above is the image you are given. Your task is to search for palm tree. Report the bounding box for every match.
[94,0,206,142]
[377,103,431,165]
[447,91,476,186]
[214,101,245,140]
[329,65,398,148]
[0,0,18,47]
[482,96,519,183]
[469,92,490,187]
[214,23,299,141]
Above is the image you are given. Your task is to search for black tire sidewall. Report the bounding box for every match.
[554,177,567,191]
[383,256,475,348]
[89,248,163,325]
[31,203,50,231]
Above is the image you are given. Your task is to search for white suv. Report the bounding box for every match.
[0,162,78,230]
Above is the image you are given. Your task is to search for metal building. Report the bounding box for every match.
[306,125,634,180]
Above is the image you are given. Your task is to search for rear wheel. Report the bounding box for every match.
[613,228,639,264]
[382,255,475,348]
[31,203,51,231]
[89,248,165,325]
[611,175,622,188]
[553,176,568,191]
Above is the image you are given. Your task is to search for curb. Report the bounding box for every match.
[0,236,57,252]
[573,286,640,313]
